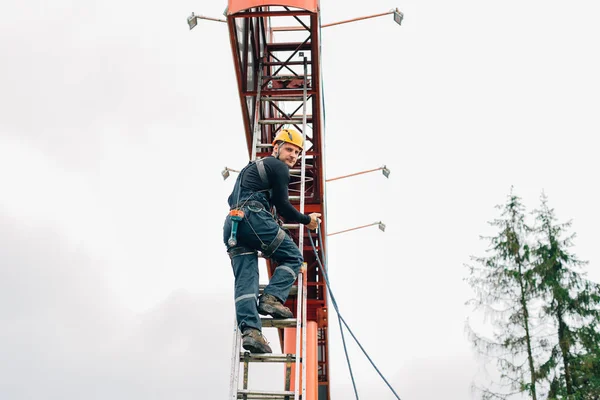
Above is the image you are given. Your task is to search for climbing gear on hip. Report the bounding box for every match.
[227,209,245,247]
[228,158,274,249]
[228,158,271,248]
[230,200,265,211]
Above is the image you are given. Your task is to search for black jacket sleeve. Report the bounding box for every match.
[267,159,312,225]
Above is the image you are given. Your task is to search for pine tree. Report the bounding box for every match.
[466,190,541,399]
[571,325,600,398]
[531,193,600,399]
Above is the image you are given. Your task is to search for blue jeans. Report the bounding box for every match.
[223,204,303,331]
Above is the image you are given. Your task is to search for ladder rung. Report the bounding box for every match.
[263,75,309,80]
[289,171,315,177]
[237,389,296,399]
[282,224,301,229]
[266,42,311,52]
[259,285,297,296]
[255,143,273,148]
[261,96,306,102]
[239,352,297,363]
[261,318,298,328]
[263,61,312,66]
[259,90,316,97]
[259,118,312,125]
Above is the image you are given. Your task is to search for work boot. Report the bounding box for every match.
[242,328,272,354]
[258,293,293,319]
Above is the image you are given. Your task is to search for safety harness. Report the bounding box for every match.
[227,158,287,258]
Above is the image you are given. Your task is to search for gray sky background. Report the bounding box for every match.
[1,0,599,398]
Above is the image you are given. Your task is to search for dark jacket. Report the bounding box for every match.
[228,156,311,225]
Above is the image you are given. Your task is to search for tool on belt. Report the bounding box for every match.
[227,209,245,247]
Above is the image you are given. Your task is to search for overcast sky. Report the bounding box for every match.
[1,0,599,399]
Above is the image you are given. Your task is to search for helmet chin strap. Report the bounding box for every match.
[273,142,281,160]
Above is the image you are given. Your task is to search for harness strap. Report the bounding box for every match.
[255,158,269,186]
[230,200,265,211]
[261,228,286,258]
[227,246,257,259]
[254,158,273,202]
[234,158,272,208]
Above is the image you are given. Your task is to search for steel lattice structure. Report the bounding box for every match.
[226,1,330,398]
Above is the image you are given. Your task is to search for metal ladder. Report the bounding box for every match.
[229,57,311,400]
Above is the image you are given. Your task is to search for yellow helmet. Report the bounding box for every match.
[272,129,304,150]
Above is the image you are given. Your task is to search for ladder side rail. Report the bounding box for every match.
[300,56,309,400]
[294,268,304,400]
[301,262,308,400]
[229,316,242,399]
[297,57,308,258]
[232,17,264,400]
[251,61,264,161]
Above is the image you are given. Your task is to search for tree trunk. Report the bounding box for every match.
[556,305,574,395]
[517,258,537,400]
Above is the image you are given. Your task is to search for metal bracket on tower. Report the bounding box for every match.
[326,165,391,182]
[328,221,387,237]
[187,12,227,30]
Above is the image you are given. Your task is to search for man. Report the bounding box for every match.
[223,129,320,354]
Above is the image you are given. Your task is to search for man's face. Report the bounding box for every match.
[275,142,302,168]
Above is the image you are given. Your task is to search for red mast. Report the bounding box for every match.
[225,1,330,398]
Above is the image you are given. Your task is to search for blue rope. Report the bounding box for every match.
[334,291,359,398]
[310,226,359,397]
[308,228,402,400]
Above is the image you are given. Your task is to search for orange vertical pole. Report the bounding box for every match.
[283,322,318,400]
[283,327,295,388]
[283,327,297,390]
[306,321,318,400]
